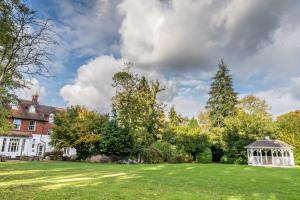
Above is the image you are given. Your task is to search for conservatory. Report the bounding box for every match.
[245,137,295,167]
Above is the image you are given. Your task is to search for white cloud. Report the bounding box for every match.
[16,79,46,100]
[118,0,292,75]
[59,55,180,113]
[60,55,123,113]
[58,0,300,117]
[166,96,205,118]
[248,77,300,118]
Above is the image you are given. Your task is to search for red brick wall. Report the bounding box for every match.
[10,118,54,135]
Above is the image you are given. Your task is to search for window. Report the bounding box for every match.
[47,128,52,135]
[32,139,36,152]
[13,119,21,130]
[49,113,54,124]
[63,148,69,155]
[8,138,20,152]
[28,120,36,131]
[10,102,18,110]
[28,105,36,113]
[1,138,6,152]
[38,145,44,156]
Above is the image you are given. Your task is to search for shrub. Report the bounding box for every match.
[143,141,178,164]
[45,150,63,160]
[220,155,236,164]
[294,149,300,165]
[220,155,230,163]
[197,147,212,163]
[177,149,193,163]
[234,156,247,164]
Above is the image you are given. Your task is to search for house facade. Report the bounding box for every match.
[0,94,76,159]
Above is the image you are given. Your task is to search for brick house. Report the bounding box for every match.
[0,94,76,158]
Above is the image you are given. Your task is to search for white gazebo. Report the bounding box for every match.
[245,137,295,167]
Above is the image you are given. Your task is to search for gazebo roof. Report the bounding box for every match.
[245,139,293,149]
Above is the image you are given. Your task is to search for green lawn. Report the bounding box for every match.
[0,161,299,200]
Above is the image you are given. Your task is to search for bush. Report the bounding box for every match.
[143,141,178,164]
[177,149,193,163]
[234,156,247,164]
[220,155,230,163]
[196,147,212,163]
[294,149,300,165]
[220,155,237,164]
[45,150,63,160]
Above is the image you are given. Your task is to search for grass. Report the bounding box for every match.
[0,161,299,200]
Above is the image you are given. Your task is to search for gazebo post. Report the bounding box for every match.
[251,149,253,165]
[281,149,284,166]
[271,149,274,166]
[248,149,254,165]
[264,149,267,165]
[259,149,262,165]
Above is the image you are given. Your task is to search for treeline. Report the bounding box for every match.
[51,62,300,164]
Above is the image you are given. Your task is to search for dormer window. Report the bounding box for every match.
[49,113,54,124]
[28,105,36,113]
[10,102,18,110]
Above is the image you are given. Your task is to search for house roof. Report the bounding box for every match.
[10,99,64,122]
[245,139,293,149]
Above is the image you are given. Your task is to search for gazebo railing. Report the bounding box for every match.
[250,156,292,166]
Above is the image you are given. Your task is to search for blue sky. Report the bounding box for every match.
[22,0,300,118]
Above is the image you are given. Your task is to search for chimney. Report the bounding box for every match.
[32,93,39,104]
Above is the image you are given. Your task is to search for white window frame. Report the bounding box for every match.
[28,120,36,131]
[8,138,20,152]
[1,138,7,152]
[38,145,44,156]
[49,113,54,124]
[28,105,36,113]
[10,102,18,110]
[13,119,21,130]
[32,139,36,152]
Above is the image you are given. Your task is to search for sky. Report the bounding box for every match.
[22,0,300,118]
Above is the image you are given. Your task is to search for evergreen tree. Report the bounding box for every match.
[168,105,179,126]
[206,60,238,127]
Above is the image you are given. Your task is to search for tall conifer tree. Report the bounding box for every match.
[206,60,238,127]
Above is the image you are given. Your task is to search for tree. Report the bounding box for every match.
[99,120,132,157]
[112,70,139,132]
[276,111,300,164]
[173,126,210,160]
[168,105,180,126]
[206,60,238,127]
[188,117,198,128]
[0,0,56,133]
[238,95,270,116]
[0,106,10,134]
[222,110,275,163]
[197,110,211,128]
[136,76,164,144]
[112,69,164,161]
[51,106,109,159]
